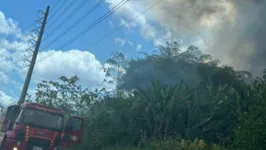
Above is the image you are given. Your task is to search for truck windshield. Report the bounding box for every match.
[21,108,64,131]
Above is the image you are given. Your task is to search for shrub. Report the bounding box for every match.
[103,139,228,150]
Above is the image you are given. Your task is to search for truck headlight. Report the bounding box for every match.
[13,147,18,150]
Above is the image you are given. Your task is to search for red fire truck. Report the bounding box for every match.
[0,102,84,150]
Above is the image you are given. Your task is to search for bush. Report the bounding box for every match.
[103,139,228,150]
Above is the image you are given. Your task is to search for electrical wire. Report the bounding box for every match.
[45,0,79,32]
[42,0,90,41]
[20,0,64,33]
[57,0,128,50]
[88,0,163,49]
[41,0,106,50]
[49,0,62,15]
[37,0,128,63]
[46,0,68,25]
[36,0,163,64]
[21,0,163,94]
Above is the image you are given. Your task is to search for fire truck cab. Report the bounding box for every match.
[0,103,84,150]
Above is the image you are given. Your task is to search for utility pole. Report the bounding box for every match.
[18,6,50,105]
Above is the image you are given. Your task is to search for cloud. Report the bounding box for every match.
[0,11,28,40]
[127,41,134,46]
[0,37,31,75]
[119,18,137,30]
[108,20,114,28]
[106,0,158,41]
[106,0,235,43]
[136,44,142,51]
[29,50,115,91]
[114,37,137,49]
[114,37,126,47]
[0,72,9,85]
[0,91,13,106]
[106,0,201,48]
[0,11,20,35]
[0,10,115,102]
[0,11,33,74]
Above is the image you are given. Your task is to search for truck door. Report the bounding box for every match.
[60,116,84,147]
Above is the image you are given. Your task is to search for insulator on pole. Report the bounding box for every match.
[38,10,45,15]
[25,58,31,63]
[30,35,38,40]
[32,29,39,35]
[34,23,41,30]
[37,10,45,18]
[23,54,32,63]
[36,19,42,25]
[23,60,30,67]
[29,39,37,44]
[28,41,35,48]
[27,48,34,53]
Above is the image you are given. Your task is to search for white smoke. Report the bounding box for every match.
[106,0,266,76]
[208,0,266,76]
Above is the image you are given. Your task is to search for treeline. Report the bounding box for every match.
[27,42,266,149]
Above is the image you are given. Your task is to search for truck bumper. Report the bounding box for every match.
[2,139,57,150]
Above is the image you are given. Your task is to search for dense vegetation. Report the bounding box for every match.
[27,42,266,149]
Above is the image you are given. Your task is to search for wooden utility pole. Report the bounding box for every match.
[18,6,50,105]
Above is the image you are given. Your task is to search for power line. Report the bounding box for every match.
[37,0,128,63]
[57,0,128,50]
[21,1,61,33]
[42,0,90,41]
[49,0,62,15]
[41,0,106,50]
[88,0,163,49]
[46,0,68,25]
[45,0,78,31]
[21,9,47,32]
[19,1,65,33]
[19,0,163,94]
[21,0,163,90]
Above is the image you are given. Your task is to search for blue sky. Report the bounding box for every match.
[0,0,240,105]
[0,0,152,60]
[0,0,158,105]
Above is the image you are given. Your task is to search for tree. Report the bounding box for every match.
[234,70,266,149]
[27,76,99,115]
[103,51,128,97]
[135,80,190,140]
[119,42,236,91]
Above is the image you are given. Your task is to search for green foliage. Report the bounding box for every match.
[26,75,102,115]
[27,42,266,149]
[103,139,228,150]
[233,70,266,149]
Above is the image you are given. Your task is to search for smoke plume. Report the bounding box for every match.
[122,0,266,76]
[209,0,266,76]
